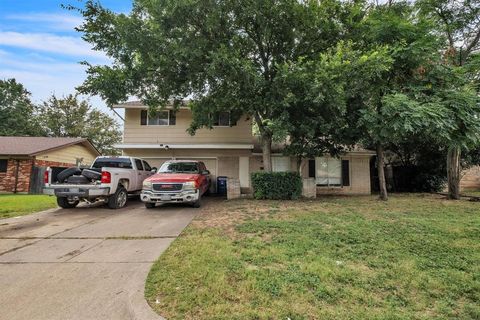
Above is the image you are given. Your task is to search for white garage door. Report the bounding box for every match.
[142,158,171,171]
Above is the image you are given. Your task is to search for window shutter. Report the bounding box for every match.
[230,114,237,126]
[169,110,176,125]
[140,110,147,125]
[342,160,350,186]
[308,159,315,178]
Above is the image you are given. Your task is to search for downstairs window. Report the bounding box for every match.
[315,157,342,186]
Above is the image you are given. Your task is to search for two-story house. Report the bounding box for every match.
[113,101,375,195]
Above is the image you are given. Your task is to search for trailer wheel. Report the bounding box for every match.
[57,197,79,209]
[57,167,82,183]
[81,169,102,181]
[107,186,128,209]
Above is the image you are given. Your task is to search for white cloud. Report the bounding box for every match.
[0,50,121,119]
[0,31,107,61]
[5,13,84,31]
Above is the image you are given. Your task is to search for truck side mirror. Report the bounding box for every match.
[202,170,210,175]
[151,167,157,173]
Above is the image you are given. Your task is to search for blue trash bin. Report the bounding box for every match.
[217,176,228,195]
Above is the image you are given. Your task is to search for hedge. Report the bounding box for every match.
[251,171,302,200]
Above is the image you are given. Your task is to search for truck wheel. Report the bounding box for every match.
[107,186,128,209]
[57,197,79,209]
[145,203,155,209]
[57,167,82,183]
[192,197,201,208]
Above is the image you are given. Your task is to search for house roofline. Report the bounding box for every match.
[31,139,101,157]
[114,143,254,150]
[112,100,191,109]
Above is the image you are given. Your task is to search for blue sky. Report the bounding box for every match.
[0,0,132,116]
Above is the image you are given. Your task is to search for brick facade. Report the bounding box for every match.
[0,158,75,194]
[0,158,34,193]
[34,159,75,168]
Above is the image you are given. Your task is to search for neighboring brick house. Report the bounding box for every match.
[113,101,375,195]
[0,137,100,193]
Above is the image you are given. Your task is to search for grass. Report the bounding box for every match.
[463,189,480,197]
[0,194,57,219]
[145,194,480,320]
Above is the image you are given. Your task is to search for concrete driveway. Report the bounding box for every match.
[0,199,199,320]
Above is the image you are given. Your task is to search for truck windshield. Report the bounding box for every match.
[92,158,133,169]
[159,162,199,173]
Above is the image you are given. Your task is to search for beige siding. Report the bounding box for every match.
[123,109,253,144]
[218,157,239,179]
[123,148,251,159]
[250,154,372,195]
[36,144,98,166]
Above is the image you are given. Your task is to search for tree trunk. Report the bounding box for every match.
[261,133,273,172]
[296,156,303,175]
[447,146,461,200]
[376,143,388,201]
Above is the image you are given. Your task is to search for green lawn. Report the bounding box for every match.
[0,194,57,219]
[145,194,480,320]
[463,189,480,197]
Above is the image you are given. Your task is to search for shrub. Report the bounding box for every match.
[251,171,302,200]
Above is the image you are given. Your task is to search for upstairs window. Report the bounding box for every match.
[212,112,237,127]
[140,109,176,126]
[148,111,169,125]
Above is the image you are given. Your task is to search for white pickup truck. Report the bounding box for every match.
[43,156,155,209]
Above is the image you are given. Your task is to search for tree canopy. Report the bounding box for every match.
[72,0,480,199]
[0,79,41,136]
[37,94,122,155]
[74,0,365,171]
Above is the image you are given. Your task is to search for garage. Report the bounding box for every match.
[142,157,218,193]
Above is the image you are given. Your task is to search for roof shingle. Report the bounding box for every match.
[0,137,92,156]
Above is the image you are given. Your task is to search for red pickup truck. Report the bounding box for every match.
[140,160,211,208]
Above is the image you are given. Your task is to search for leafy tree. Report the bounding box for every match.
[345,2,442,200]
[274,42,390,173]
[272,48,349,172]
[0,78,42,136]
[73,0,362,171]
[382,63,480,197]
[37,94,122,155]
[418,0,480,199]
[348,2,456,200]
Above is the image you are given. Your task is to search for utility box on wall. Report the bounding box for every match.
[302,178,316,198]
[227,178,241,200]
